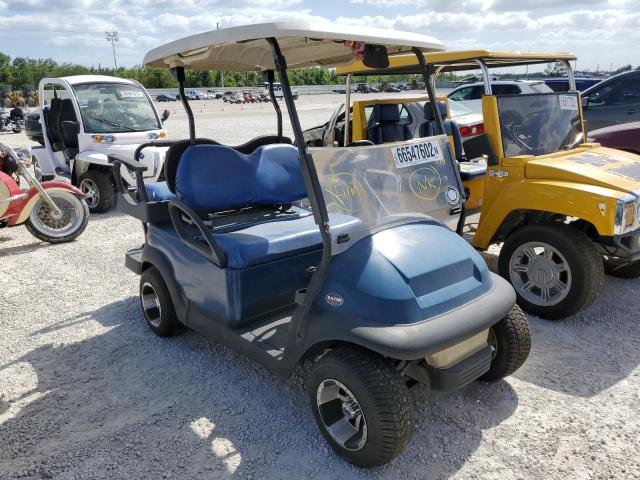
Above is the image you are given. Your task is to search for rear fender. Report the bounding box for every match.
[14,185,85,224]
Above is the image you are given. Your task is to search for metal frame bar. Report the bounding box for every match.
[266,70,283,140]
[475,59,492,95]
[174,67,196,144]
[412,47,446,136]
[560,60,577,91]
[344,74,352,146]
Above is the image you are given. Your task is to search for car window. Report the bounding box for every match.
[589,76,640,106]
[447,99,472,117]
[529,82,553,94]
[449,86,473,101]
[492,84,522,95]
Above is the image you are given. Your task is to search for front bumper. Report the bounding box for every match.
[597,230,640,262]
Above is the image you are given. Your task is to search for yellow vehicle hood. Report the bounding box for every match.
[526,146,640,194]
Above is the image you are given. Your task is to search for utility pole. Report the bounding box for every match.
[105,31,119,70]
[217,22,224,88]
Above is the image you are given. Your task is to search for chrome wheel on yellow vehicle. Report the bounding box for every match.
[499,224,604,320]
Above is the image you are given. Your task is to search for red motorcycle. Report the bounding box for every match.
[0,143,88,243]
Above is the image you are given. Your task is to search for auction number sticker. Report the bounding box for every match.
[559,95,578,111]
[392,140,444,169]
[118,90,144,98]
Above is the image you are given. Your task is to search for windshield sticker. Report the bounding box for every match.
[559,95,578,111]
[117,90,144,98]
[445,185,460,205]
[392,140,444,169]
[325,293,344,307]
[409,166,442,200]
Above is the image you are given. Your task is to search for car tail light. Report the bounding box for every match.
[459,123,484,138]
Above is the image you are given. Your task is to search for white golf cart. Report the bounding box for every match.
[31,75,171,212]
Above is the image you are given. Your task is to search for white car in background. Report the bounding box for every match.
[447,80,553,113]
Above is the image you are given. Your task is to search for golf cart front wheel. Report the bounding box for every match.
[139,267,178,337]
[308,346,411,468]
[478,305,531,382]
[498,223,604,320]
[78,170,116,213]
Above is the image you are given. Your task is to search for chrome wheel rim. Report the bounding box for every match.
[316,379,367,451]
[141,282,162,327]
[509,241,572,307]
[29,191,85,238]
[79,178,99,209]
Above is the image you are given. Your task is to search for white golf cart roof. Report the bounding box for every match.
[143,22,445,71]
[41,75,139,87]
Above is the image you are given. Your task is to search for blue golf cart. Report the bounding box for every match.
[110,23,531,467]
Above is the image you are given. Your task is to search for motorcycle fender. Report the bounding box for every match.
[14,185,85,225]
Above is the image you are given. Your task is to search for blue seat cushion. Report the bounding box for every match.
[212,212,361,268]
[176,143,306,211]
[145,182,176,202]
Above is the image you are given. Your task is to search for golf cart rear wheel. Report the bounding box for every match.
[139,267,178,337]
[603,259,640,278]
[478,305,531,382]
[78,170,115,213]
[308,346,411,468]
[499,223,604,320]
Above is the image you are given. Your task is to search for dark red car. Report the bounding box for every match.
[588,121,640,154]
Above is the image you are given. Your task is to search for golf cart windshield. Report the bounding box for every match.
[498,92,583,157]
[73,83,161,134]
[310,135,462,249]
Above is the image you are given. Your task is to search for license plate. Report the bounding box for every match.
[392,140,444,169]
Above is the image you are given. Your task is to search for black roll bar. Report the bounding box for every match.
[266,70,283,141]
[172,67,196,144]
[412,47,445,137]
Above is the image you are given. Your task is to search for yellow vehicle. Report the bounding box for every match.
[331,50,640,319]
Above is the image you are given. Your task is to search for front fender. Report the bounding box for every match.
[472,179,622,249]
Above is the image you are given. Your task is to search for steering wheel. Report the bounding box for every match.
[346,140,374,147]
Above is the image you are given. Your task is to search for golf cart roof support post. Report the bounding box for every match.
[413,47,445,136]
[475,59,493,95]
[266,37,330,230]
[174,67,196,145]
[344,74,352,146]
[560,59,577,91]
[266,70,283,141]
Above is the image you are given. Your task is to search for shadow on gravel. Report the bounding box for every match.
[0,241,53,257]
[483,252,640,398]
[0,296,521,479]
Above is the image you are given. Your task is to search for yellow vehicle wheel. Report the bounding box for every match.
[498,223,604,320]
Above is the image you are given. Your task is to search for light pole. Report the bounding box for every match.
[105,31,119,70]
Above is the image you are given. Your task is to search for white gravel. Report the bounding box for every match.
[1,95,640,479]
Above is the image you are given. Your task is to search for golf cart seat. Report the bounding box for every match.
[420,102,464,161]
[59,99,79,159]
[367,104,413,144]
[46,98,64,152]
[173,143,359,269]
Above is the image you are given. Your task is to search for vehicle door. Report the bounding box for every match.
[583,73,640,131]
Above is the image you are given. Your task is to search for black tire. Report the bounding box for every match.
[308,346,411,468]
[78,170,116,213]
[139,267,178,337]
[498,223,604,320]
[478,305,531,382]
[603,259,640,278]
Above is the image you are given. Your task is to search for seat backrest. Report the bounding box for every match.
[59,99,79,158]
[164,135,293,193]
[420,101,463,161]
[367,104,412,144]
[175,144,306,212]
[47,98,63,151]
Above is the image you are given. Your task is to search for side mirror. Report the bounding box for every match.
[581,96,589,108]
[362,44,389,69]
[161,109,170,122]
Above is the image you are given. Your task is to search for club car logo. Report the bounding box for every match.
[325,293,344,307]
[445,185,460,205]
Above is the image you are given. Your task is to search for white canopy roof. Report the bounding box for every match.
[143,22,445,72]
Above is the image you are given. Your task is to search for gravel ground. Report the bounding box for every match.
[1,95,640,479]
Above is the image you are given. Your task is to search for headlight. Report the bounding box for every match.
[614,196,637,234]
[92,134,115,143]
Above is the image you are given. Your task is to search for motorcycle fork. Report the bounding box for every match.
[18,162,63,217]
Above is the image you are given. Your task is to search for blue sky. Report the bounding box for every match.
[0,0,637,71]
